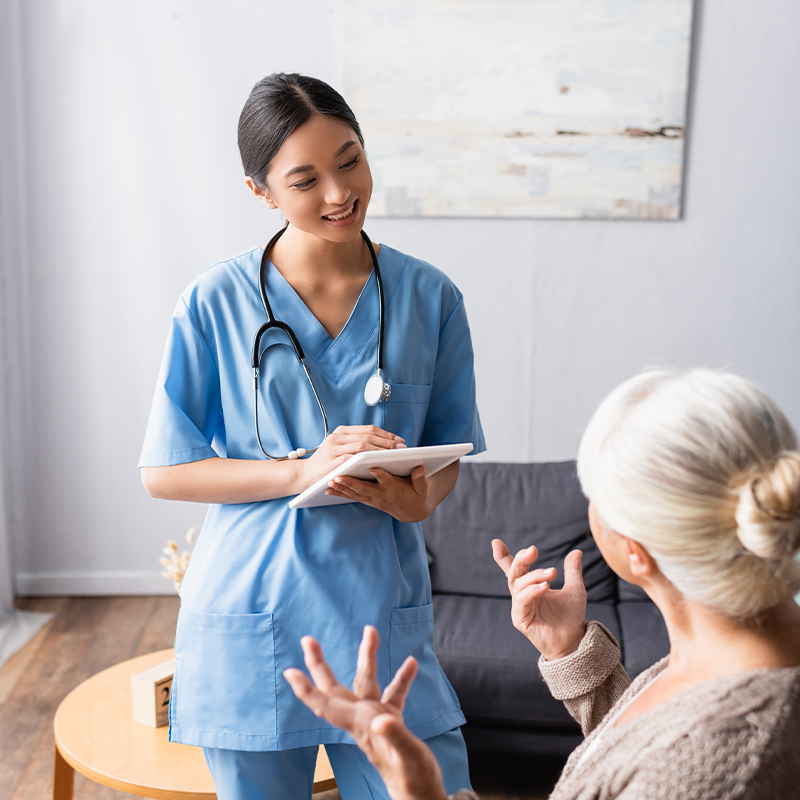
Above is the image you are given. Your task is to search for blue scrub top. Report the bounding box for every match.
[140,243,486,751]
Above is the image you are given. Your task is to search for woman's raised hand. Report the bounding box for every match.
[492,540,587,661]
[284,626,449,800]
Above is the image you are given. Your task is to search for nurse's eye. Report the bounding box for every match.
[340,156,359,170]
[293,177,316,190]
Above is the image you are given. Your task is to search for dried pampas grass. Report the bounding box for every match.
[160,528,197,593]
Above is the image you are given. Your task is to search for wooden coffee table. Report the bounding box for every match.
[53,649,336,799]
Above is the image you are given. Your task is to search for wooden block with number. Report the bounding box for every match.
[131,657,175,727]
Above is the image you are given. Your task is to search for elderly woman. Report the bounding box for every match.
[284,369,800,800]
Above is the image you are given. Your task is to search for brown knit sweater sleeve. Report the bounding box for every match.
[538,620,631,736]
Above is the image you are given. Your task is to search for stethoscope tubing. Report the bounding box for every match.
[360,231,385,372]
[252,226,385,460]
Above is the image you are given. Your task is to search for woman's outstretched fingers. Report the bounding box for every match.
[286,633,442,800]
[493,540,543,586]
[301,636,344,694]
[516,545,538,572]
[283,668,328,717]
[353,626,381,700]
[514,580,552,605]
[381,655,417,710]
[492,539,513,574]
[512,567,557,590]
[285,667,361,736]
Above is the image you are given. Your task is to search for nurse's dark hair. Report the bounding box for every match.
[238,72,364,190]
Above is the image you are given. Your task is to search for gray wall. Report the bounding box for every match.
[4,0,799,594]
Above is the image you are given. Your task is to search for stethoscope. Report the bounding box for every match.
[252,226,391,460]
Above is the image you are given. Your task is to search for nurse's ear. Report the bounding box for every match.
[245,176,279,210]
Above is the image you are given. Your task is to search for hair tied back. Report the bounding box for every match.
[752,479,799,522]
[735,453,800,560]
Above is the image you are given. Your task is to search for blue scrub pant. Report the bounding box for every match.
[203,727,471,800]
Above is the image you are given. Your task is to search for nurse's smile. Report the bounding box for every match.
[322,198,359,227]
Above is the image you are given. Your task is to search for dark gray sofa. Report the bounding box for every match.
[423,461,670,758]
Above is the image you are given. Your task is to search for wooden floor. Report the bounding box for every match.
[0,597,559,800]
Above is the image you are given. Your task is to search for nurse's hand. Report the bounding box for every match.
[284,627,449,800]
[298,425,405,490]
[324,460,459,523]
[492,540,587,661]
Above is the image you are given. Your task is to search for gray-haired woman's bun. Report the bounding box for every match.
[578,369,800,621]
[736,453,800,560]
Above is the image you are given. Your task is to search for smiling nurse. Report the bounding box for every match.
[139,73,485,800]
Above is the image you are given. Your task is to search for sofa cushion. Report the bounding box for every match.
[617,578,651,602]
[432,593,620,728]
[616,602,670,678]
[424,461,617,603]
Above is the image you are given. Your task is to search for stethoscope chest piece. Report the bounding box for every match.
[364,371,391,407]
[254,226,389,458]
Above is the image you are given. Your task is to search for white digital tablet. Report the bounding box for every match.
[288,442,474,509]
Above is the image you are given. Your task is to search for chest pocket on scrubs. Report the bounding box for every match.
[389,604,461,728]
[382,383,432,444]
[173,609,277,741]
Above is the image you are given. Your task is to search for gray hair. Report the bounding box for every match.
[577,369,800,621]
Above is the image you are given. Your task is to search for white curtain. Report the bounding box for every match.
[0,0,52,669]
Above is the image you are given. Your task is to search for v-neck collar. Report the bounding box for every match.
[257,247,384,385]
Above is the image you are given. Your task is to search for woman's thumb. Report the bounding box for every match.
[371,714,421,759]
[563,549,584,590]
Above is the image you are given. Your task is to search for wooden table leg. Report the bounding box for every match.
[53,746,74,800]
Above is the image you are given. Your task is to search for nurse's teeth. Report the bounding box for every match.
[324,203,355,220]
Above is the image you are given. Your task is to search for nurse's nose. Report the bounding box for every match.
[323,177,350,207]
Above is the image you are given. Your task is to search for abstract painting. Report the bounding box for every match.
[343,0,694,219]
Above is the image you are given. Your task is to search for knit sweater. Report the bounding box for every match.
[455,621,800,800]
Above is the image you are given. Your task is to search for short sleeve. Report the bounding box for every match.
[420,296,486,455]
[139,298,222,467]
